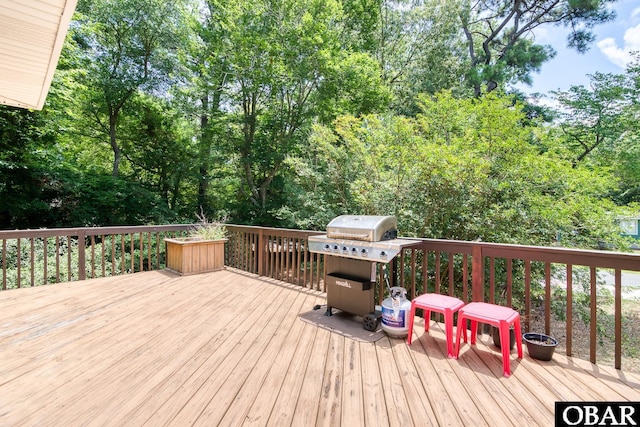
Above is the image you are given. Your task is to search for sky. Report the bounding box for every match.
[516,0,640,96]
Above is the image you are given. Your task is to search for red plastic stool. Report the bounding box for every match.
[407,294,465,358]
[455,302,522,377]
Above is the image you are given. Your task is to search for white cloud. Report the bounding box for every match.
[597,23,640,68]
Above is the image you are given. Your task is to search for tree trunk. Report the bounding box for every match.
[109,111,120,177]
[198,95,210,211]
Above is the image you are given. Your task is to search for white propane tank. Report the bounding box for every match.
[381,286,411,337]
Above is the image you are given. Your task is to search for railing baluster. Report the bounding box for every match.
[615,269,622,369]
[448,253,454,297]
[55,236,60,283]
[29,238,34,286]
[524,260,531,331]
[489,257,495,303]
[293,237,299,286]
[435,251,441,294]
[410,249,417,299]
[545,262,551,334]
[246,232,250,272]
[471,245,483,302]
[422,249,429,295]
[278,237,283,281]
[78,232,86,281]
[120,235,125,274]
[139,232,143,272]
[111,235,116,276]
[266,235,271,278]
[590,266,597,364]
[129,233,134,273]
[16,238,21,288]
[303,237,308,288]
[43,238,48,286]
[2,239,6,290]
[67,236,72,282]
[566,264,573,356]
[101,234,106,277]
[153,232,157,270]
[506,258,512,308]
[90,235,96,278]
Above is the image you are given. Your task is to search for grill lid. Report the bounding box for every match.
[326,215,397,242]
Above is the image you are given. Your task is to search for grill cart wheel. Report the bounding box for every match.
[363,313,378,331]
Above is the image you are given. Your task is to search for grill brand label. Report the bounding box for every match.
[335,280,351,288]
[555,402,639,426]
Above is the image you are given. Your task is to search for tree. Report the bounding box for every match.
[0,106,57,228]
[72,0,187,176]
[343,0,466,113]
[176,0,234,215]
[459,0,616,96]
[119,95,194,210]
[213,0,390,222]
[288,91,627,249]
[551,56,640,204]
[553,72,629,166]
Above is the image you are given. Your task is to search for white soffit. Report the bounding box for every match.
[0,0,78,110]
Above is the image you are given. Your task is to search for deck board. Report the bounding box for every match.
[0,269,639,426]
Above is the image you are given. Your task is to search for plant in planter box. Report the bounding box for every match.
[165,212,228,275]
[188,212,228,241]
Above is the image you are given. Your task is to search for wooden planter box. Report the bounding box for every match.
[164,237,227,275]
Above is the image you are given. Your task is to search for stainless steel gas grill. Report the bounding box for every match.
[308,215,420,331]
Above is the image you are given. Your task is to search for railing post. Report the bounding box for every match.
[471,244,483,302]
[78,231,86,281]
[258,228,265,277]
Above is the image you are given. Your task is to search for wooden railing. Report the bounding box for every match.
[224,225,325,290]
[0,225,191,289]
[225,226,640,371]
[2,224,640,371]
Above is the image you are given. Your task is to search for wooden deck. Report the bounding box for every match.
[0,269,639,426]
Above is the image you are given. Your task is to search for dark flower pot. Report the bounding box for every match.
[523,332,558,361]
[491,326,515,350]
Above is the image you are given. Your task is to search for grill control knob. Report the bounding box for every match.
[380,251,387,259]
[324,244,330,251]
[360,248,367,257]
[333,245,339,252]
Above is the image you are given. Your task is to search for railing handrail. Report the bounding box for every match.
[0,224,192,239]
[416,237,640,269]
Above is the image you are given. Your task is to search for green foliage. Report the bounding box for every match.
[459,0,616,95]
[118,94,196,210]
[0,142,175,228]
[288,91,625,249]
[551,58,640,206]
[0,106,59,228]
[71,0,189,176]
